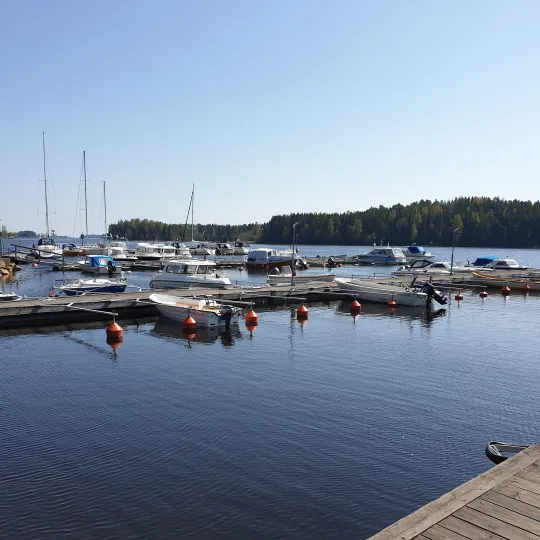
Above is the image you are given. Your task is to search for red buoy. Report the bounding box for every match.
[107,335,123,349]
[245,309,258,324]
[388,300,397,307]
[32,263,38,268]
[106,321,124,342]
[501,286,511,295]
[245,320,258,333]
[338,263,342,268]
[239,266,244,272]
[183,328,197,341]
[183,315,197,329]
[350,300,361,312]
[49,290,56,298]
[523,283,531,292]
[455,292,464,301]
[479,290,488,298]
[297,305,309,318]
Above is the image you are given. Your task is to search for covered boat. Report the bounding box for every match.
[483,258,527,271]
[401,245,434,262]
[356,247,407,265]
[80,255,119,275]
[150,293,242,327]
[246,248,294,268]
[149,259,231,289]
[54,277,127,296]
[335,277,447,307]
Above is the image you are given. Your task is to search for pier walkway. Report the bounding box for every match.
[370,444,540,540]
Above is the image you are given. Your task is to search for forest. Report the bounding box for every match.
[109,197,540,248]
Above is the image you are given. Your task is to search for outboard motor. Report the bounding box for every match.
[220,305,233,327]
[421,282,447,305]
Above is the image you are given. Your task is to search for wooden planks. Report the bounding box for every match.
[369,445,540,540]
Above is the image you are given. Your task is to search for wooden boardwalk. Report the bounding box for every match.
[370,444,540,540]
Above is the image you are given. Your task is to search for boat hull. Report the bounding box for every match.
[267,273,336,285]
[336,278,429,307]
[471,272,540,290]
[356,256,407,265]
[62,284,127,296]
[150,276,231,289]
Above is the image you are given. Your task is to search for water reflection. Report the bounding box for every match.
[152,317,242,346]
[334,300,446,327]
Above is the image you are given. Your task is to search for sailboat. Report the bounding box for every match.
[184,185,215,256]
[32,133,63,259]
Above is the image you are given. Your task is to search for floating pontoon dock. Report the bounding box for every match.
[370,444,540,540]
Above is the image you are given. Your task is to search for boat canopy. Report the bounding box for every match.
[406,245,426,254]
[38,237,56,246]
[85,255,116,268]
[472,256,498,266]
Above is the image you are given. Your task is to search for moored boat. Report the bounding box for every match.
[32,237,63,259]
[149,259,231,289]
[401,245,434,262]
[216,242,234,256]
[135,243,178,261]
[335,277,447,307]
[485,441,529,465]
[470,271,540,290]
[150,293,242,327]
[267,273,336,285]
[246,248,294,268]
[356,247,407,265]
[0,292,21,302]
[233,241,250,255]
[394,260,472,276]
[79,255,120,275]
[53,277,127,296]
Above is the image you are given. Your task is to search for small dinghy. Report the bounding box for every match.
[485,441,530,465]
[150,293,243,328]
[54,277,128,296]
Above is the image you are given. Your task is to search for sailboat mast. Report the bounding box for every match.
[83,151,89,243]
[42,132,50,237]
[191,184,194,242]
[103,181,107,240]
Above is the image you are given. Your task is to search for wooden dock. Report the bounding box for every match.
[370,444,540,540]
[0,282,343,329]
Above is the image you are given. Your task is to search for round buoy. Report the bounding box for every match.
[322,263,326,268]
[388,300,397,307]
[501,286,511,295]
[49,290,56,298]
[338,263,342,268]
[106,321,124,342]
[245,320,258,334]
[455,292,464,301]
[245,309,258,324]
[239,266,244,272]
[32,263,38,268]
[350,299,361,312]
[297,305,309,319]
[106,335,123,349]
[524,283,531,292]
[479,290,488,298]
[183,315,197,329]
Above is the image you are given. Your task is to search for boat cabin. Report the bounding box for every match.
[471,256,498,267]
[247,248,292,263]
[163,259,217,275]
[405,245,427,255]
[484,258,522,270]
[37,237,57,247]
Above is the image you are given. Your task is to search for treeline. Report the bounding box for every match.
[109,218,261,242]
[109,197,540,247]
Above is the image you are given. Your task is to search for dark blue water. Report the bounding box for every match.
[1,285,540,538]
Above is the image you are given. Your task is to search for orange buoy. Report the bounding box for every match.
[297,305,309,318]
[501,286,511,295]
[107,335,123,349]
[239,266,244,272]
[245,309,258,324]
[455,292,464,301]
[32,263,38,268]
[524,283,531,292]
[479,290,488,298]
[106,321,124,342]
[388,300,397,307]
[338,263,342,268]
[183,315,197,329]
[350,299,361,312]
[49,291,56,298]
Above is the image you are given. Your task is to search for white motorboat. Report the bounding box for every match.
[247,248,294,268]
[216,242,234,256]
[267,273,336,285]
[0,292,21,302]
[149,259,231,289]
[102,241,137,261]
[79,255,120,275]
[135,243,177,261]
[53,277,127,296]
[172,242,192,258]
[335,277,446,307]
[150,293,243,327]
[401,245,434,262]
[393,260,473,276]
[233,241,250,255]
[32,237,63,259]
[356,247,407,265]
[482,258,527,271]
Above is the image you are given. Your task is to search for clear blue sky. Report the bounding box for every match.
[1,0,539,234]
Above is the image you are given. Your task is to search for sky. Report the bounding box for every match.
[1,0,539,234]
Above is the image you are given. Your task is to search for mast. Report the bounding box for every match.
[191,183,194,242]
[83,150,89,244]
[103,181,108,240]
[42,132,50,237]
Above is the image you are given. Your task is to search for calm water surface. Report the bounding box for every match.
[1,242,540,538]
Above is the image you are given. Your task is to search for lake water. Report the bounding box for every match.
[1,241,540,538]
